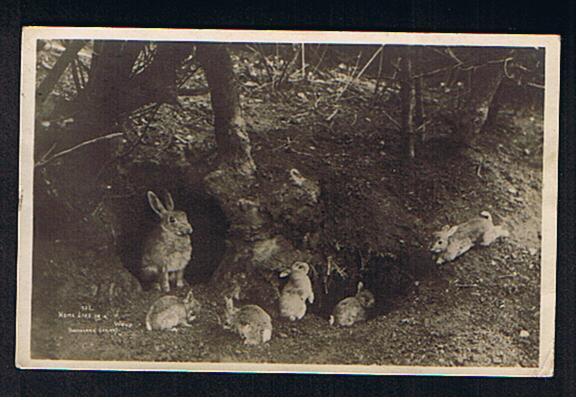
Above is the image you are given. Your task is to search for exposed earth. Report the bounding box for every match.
[31,49,543,368]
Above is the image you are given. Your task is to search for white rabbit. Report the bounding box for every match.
[279,261,314,321]
[223,297,273,345]
[145,289,201,331]
[430,211,509,264]
[329,282,375,327]
[141,191,193,292]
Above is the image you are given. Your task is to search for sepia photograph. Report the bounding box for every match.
[17,28,559,376]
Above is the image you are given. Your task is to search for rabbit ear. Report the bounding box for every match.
[357,281,364,293]
[224,297,234,312]
[164,191,175,211]
[290,168,302,179]
[147,191,167,216]
[184,289,195,303]
[446,226,458,237]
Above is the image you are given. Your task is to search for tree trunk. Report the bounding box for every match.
[34,41,194,220]
[485,78,505,127]
[36,40,88,109]
[414,77,425,143]
[459,49,510,144]
[196,44,316,313]
[399,55,416,159]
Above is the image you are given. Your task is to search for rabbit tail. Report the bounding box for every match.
[262,327,272,343]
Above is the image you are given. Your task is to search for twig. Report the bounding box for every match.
[355,46,384,82]
[70,58,83,95]
[177,63,202,89]
[276,47,299,89]
[414,63,460,80]
[335,50,362,101]
[246,44,275,87]
[455,283,479,288]
[337,47,383,101]
[327,256,348,279]
[301,43,306,80]
[372,46,385,101]
[526,81,545,90]
[326,108,339,122]
[445,47,464,65]
[311,45,328,76]
[503,57,515,79]
[382,110,401,129]
[35,131,124,168]
[272,136,314,157]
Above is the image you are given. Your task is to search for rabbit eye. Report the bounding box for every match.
[169,216,176,223]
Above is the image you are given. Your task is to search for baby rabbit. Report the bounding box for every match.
[141,191,193,292]
[146,289,201,331]
[223,297,273,345]
[329,282,375,327]
[430,211,509,265]
[279,261,314,321]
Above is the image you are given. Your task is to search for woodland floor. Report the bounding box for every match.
[30,60,543,369]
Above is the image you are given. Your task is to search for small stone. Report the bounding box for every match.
[529,248,538,256]
[508,187,518,195]
[520,330,530,338]
[297,92,308,101]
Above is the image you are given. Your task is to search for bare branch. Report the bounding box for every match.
[35,131,124,168]
[526,81,545,90]
[382,109,401,129]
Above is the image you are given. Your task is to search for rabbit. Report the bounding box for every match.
[279,290,307,321]
[329,282,375,327]
[145,289,201,331]
[279,261,314,321]
[223,297,273,345]
[141,191,193,292]
[430,210,509,265]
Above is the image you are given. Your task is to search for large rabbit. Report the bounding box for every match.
[430,211,509,265]
[145,289,201,331]
[223,297,273,345]
[279,261,314,321]
[329,282,375,327]
[141,191,193,292]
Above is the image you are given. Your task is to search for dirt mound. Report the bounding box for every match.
[30,51,543,366]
